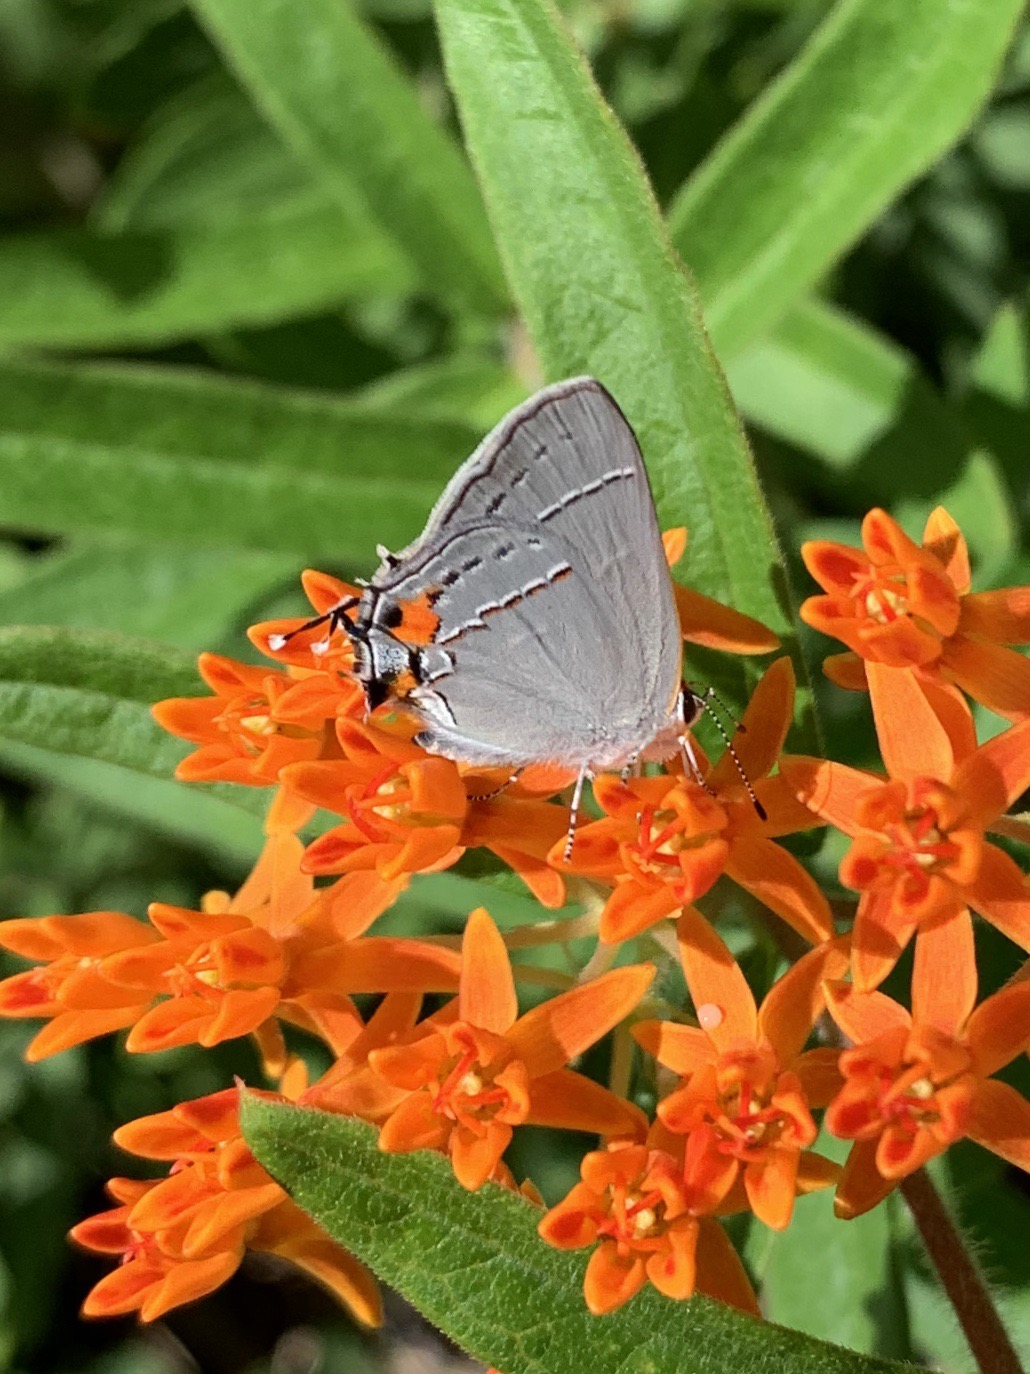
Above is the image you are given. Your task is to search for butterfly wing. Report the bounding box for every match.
[369,379,683,768]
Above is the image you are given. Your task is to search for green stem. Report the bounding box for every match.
[900,1167,1024,1374]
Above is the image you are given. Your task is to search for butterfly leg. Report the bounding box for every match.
[467,769,523,802]
[563,765,591,863]
[679,734,717,799]
[619,752,641,783]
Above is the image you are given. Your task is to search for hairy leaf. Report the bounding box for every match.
[190,0,507,313]
[670,0,1024,358]
[243,1098,910,1374]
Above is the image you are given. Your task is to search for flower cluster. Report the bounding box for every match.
[0,509,1027,1332]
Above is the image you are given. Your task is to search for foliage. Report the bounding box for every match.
[0,1,1028,1372]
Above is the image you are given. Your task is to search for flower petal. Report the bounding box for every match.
[645,1220,699,1300]
[823,653,869,691]
[867,661,955,783]
[825,980,911,1044]
[758,934,850,1063]
[459,908,517,1035]
[528,1069,647,1139]
[833,1139,894,1220]
[694,1217,760,1316]
[966,1078,1030,1172]
[744,1150,798,1230]
[583,1242,646,1315]
[139,1251,243,1323]
[26,1006,147,1060]
[675,908,757,1052]
[725,834,834,945]
[953,716,1030,821]
[911,907,976,1036]
[256,1207,382,1328]
[289,937,461,994]
[778,757,878,836]
[710,657,794,789]
[922,507,969,591]
[942,635,1030,720]
[967,980,1030,1077]
[793,1047,844,1108]
[963,843,1030,952]
[960,587,1030,644]
[674,586,779,654]
[851,890,918,992]
[507,963,654,1078]
[631,1019,715,1075]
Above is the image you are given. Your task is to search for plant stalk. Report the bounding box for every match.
[900,1167,1024,1374]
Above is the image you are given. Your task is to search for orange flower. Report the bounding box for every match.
[824,912,1030,1218]
[103,832,459,1059]
[783,667,1030,990]
[662,528,781,658]
[153,651,362,789]
[284,716,571,905]
[0,833,459,1065]
[801,507,1030,718]
[553,659,832,945]
[250,569,362,675]
[71,1087,380,1326]
[538,1132,759,1316]
[0,910,159,1060]
[327,908,653,1190]
[634,909,846,1229]
[284,719,468,881]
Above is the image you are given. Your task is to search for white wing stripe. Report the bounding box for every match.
[537,466,637,523]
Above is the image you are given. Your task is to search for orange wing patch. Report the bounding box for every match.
[393,593,440,647]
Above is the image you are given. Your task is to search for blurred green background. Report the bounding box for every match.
[0,0,1028,1370]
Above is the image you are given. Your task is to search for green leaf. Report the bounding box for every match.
[243,1098,909,1374]
[0,202,411,350]
[431,0,802,663]
[670,0,1024,359]
[727,298,970,483]
[189,0,508,315]
[0,626,261,819]
[94,72,319,230]
[0,543,296,649]
[895,448,1017,584]
[0,357,480,557]
[0,742,263,866]
[748,1139,910,1359]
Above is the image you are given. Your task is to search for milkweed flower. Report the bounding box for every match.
[71,1087,380,1326]
[634,908,846,1229]
[0,911,158,1060]
[552,658,832,945]
[325,908,653,1190]
[824,912,1030,1218]
[538,1131,759,1316]
[250,570,362,675]
[283,716,571,905]
[152,652,362,789]
[782,666,1030,990]
[0,833,459,1065]
[801,507,1030,718]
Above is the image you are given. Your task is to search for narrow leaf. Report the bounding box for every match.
[243,1098,910,1374]
[0,358,480,557]
[0,626,261,819]
[0,203,411,350]
[432,0,801,665]
[670,0,1024,358]
[727,299,969,479]
[190,0,507,314]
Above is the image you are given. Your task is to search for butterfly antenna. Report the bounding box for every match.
[694,690,766,822]
[266,597,360,652]
[699,684,746,735]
